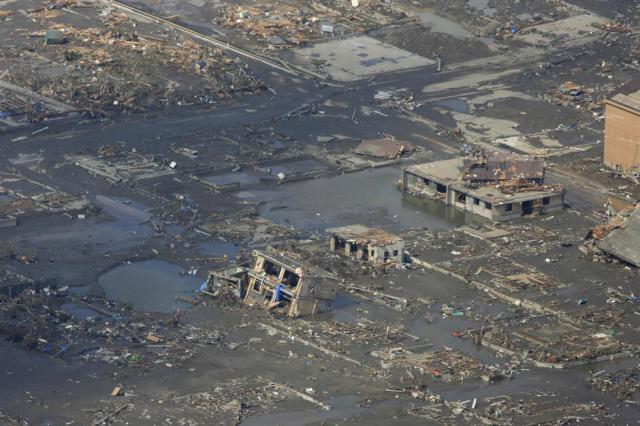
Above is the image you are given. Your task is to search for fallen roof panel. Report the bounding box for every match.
[598,206,640,267]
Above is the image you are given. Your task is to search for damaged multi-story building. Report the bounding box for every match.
[207,250,338,317]
[327,224,404,265]
[401,152,565,220]
[604,80,640,173]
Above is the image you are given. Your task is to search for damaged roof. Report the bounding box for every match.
[327,224,403,246]
[598,206,640,267]
[253,249,336,278]
[607,79,640,113]
[405,153,545,184]
[462,152,544,182]
[405,158,464,182]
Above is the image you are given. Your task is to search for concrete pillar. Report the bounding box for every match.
[345,242,352,257]
[356,247,365,261]
[329,236,337,251]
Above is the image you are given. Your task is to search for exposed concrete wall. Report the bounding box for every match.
[403,171,435,196]
[403,169,564,221]
[330,234,404,265]
[371,242,404,265]
[459,191,564,221]
[604,102,640,171]
[541,193,565,214]
[466,196,493,219]
[492,201,523,220]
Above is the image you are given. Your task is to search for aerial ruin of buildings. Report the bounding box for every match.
[2,0,640,423]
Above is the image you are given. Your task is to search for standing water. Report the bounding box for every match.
[242,167,476,232]
[98,260,202,313]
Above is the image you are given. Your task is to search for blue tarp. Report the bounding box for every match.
[275,284,285,301]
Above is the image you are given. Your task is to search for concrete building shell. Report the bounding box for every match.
[327,224,404,265]
[402,158,564,221]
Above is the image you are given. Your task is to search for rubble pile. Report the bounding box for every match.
[169,379,304,420]
[0,287,224,368]
[587,368,640,401]
[476,318,631,366]
[544,81,601,111]
[0,6,264,116]
[223,4,324,46]
[219,0,404,46]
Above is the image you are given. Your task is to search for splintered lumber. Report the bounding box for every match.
[93,404,129,425]
[257,322,362,367]
[270,382,330,410]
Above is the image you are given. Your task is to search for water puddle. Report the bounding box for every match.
[98,260,202,313]
[327,294,361,323]
[198,239,237,258]
[94,195,151,223]
[242,167,474,232]
[437,98,470,113]
[417,11,475,39]
[61,303,106,320]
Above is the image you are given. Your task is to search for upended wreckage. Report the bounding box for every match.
[206,249,339,317]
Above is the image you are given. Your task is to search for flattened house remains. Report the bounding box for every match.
[402,152,564,220]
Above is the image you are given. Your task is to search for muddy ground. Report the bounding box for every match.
[1,0,640,424]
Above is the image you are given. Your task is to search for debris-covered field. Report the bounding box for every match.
[1,0,640,424]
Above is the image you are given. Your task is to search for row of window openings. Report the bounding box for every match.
[338,241,399,259]
[463,195,550,211]
[418,177,551,210]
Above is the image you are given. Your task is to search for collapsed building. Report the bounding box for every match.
[401,153,564,220]
[208,250,338,317]
[327,224,404,265]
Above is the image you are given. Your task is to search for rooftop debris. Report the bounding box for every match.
[461,152,544,183]
[403,152,564,221]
